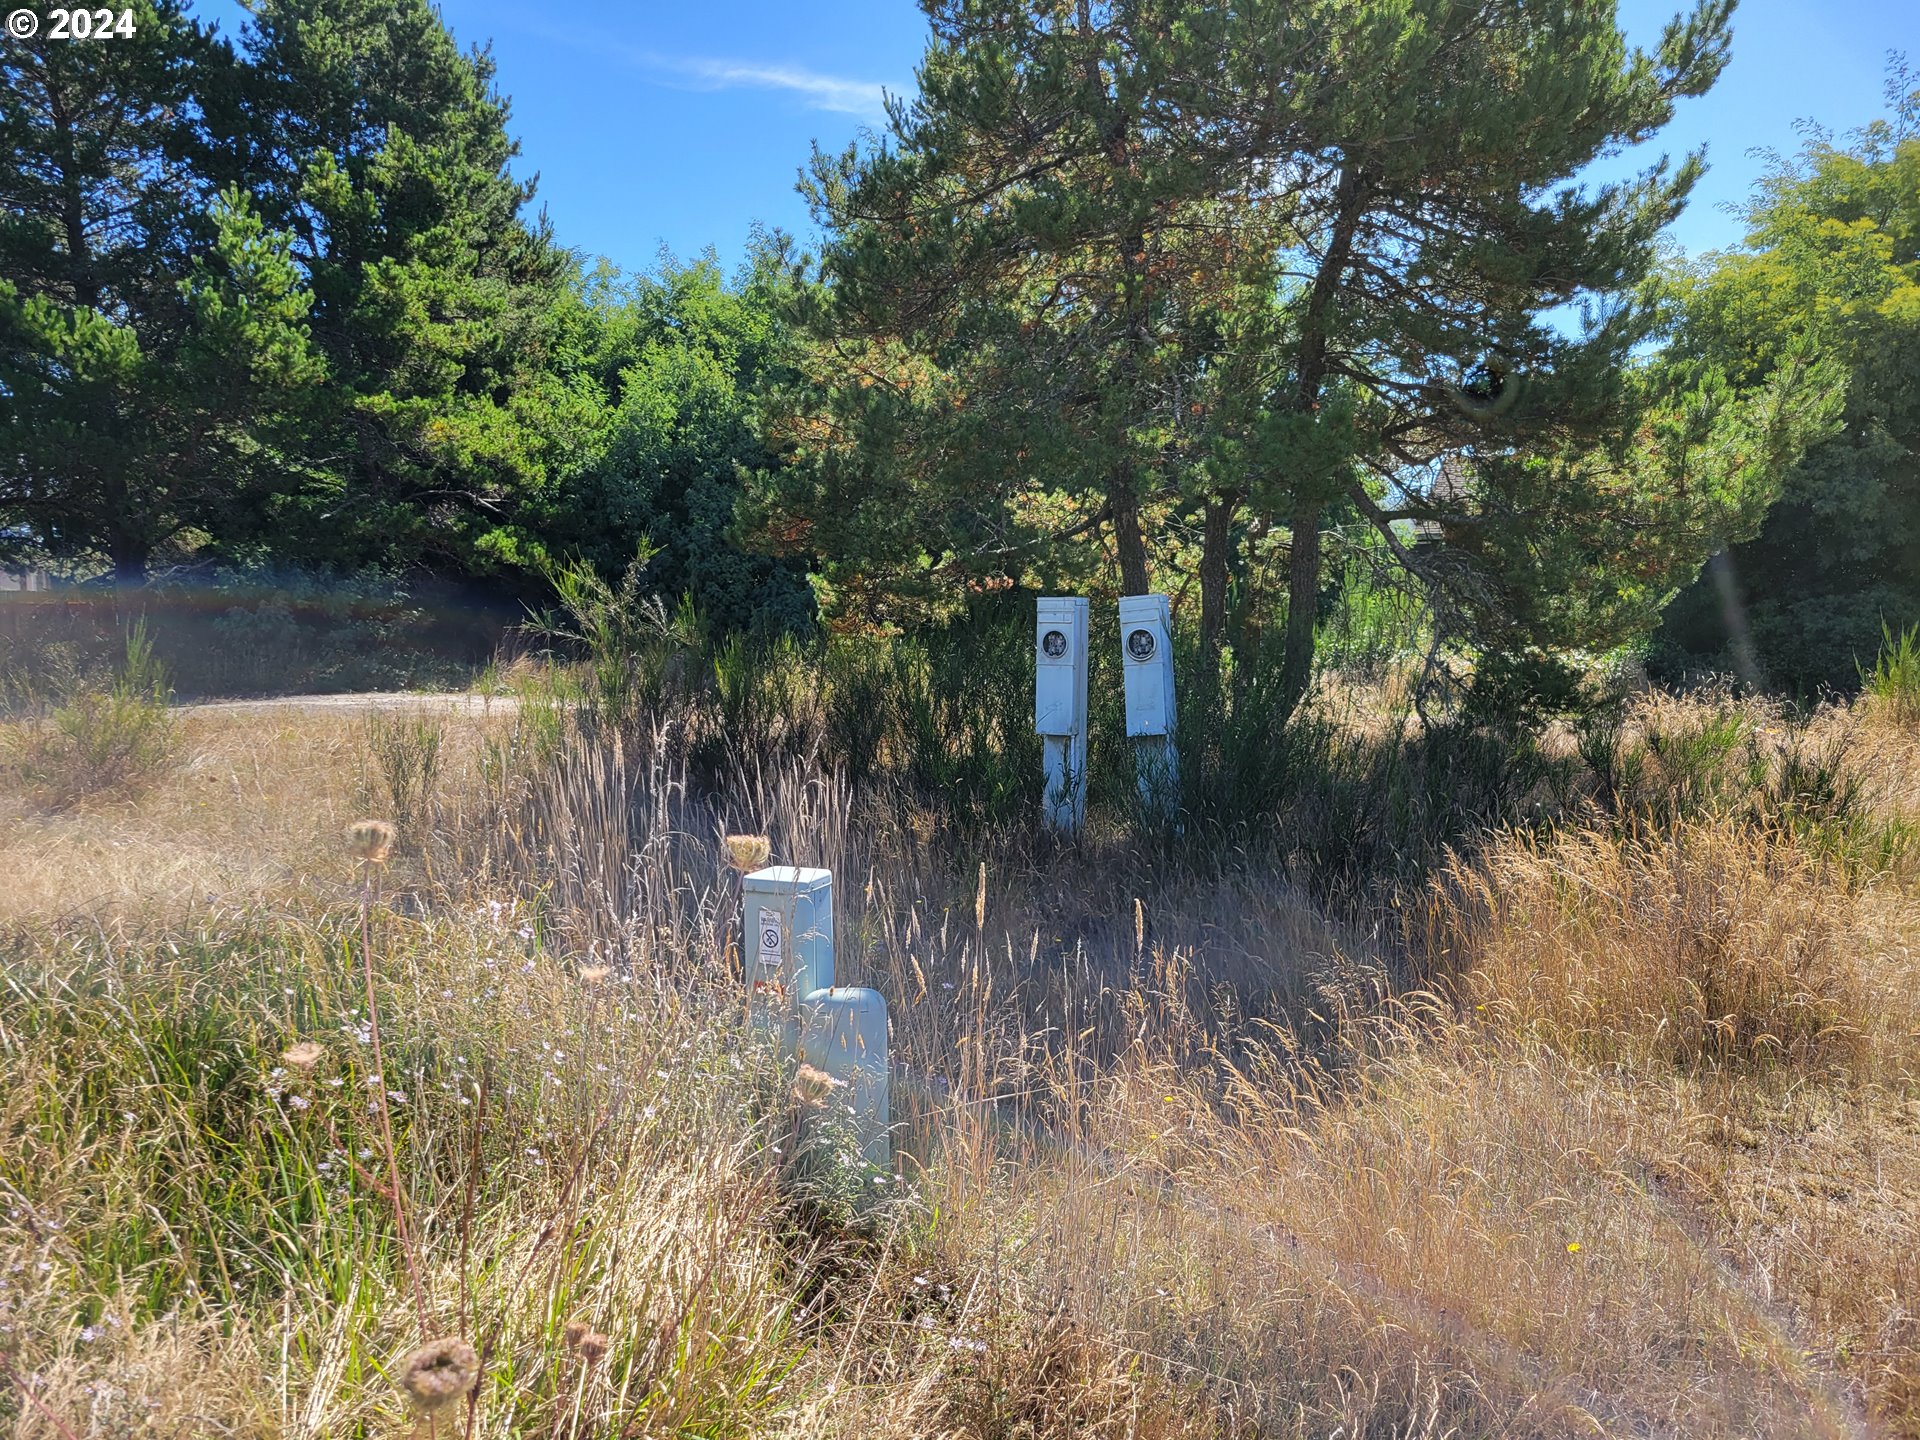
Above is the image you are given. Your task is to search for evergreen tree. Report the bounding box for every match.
[750,1,1259,630]
[219,0,576,576]
[0,1,319,583]
[1655,68,1920,693]
[747,0,1836,713]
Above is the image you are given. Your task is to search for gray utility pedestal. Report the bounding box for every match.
[740,864,891,1174]
[741,865,834,1010]
[1035,595,1090,833]
[797,987,890,1171]
[1119,593,1179,820]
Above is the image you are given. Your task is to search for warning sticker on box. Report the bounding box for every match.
[757,907,783,971]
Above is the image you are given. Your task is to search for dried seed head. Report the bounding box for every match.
[577,1331,611,1365]
[281,1041,325,1071]
[724,834,770,873]
[562,1319,590,1349]
[792,1062,842,1108]
[396,1337,478,1415]
[348,819,396,864]
[578,964,612,986]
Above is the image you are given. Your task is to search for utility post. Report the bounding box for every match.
[1119,593,1178,823]
[1035,596,1090,834]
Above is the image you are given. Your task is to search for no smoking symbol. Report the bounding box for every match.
[761,926,781,951]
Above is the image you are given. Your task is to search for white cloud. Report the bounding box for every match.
[674,58,892,120]
[513,18,899,125]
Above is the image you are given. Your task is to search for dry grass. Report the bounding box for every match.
[1425,817,1920,1078]
[0,702,515,923]
[3,686,1919,1437]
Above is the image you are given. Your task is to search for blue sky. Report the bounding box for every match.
[200,0,1915,277]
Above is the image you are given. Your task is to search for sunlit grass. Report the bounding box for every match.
[1,677,1917,1437]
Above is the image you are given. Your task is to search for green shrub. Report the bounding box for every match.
[8,623,179,807]
[1863,621,1920,725]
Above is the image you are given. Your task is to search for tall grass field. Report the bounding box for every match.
[2,615,1919,1438]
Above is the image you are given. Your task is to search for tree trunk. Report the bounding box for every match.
[1273,163,1366,722]
[1199,493,1235,661]
[1278,500,1321,718]
[111,542,148,589]
[1110,474,1151,595]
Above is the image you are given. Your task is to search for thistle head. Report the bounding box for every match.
[281,1041,325,1071]
[724,834,770,873]
[348,819,396,865]
[792,1063,843,1109]
[563,1320,609,1363]
[396,1336,478,1416]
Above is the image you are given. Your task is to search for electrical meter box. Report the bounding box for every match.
[1034,596,1090,736]
[1119,593,1175,737]
[740,866,834,1008]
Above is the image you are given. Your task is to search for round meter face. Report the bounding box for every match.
[1126,628,1157,662]
[1041,629,1068,659]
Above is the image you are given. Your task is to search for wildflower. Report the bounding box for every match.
[282,1041,325,1071]
[724,834,771,872]
[1566,1241,1582,1254]
[347,819,396,864]
[396,1337,479,1416]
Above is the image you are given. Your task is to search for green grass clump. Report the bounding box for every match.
[1863,620,1920,725]
[6,622,178,808]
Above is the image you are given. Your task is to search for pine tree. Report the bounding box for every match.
[0,1,318,583]
[747,0,1836,713]
[219,0,573,576]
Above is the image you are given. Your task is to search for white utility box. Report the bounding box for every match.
[1034,595,1090,736]
[1119,593,1175,736]
[740,866,896,1179]
[1034,595,1091,833]
[740,865,834,1011]
[797,987,891,1172]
